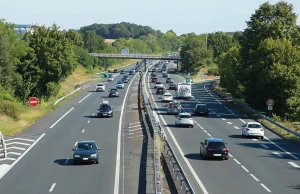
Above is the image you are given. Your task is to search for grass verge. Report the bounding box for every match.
[213,85,300,143]
[0,60,136,136]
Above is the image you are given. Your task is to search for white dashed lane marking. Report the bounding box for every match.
[227,122,232,125]
[49,183,56,192]
[260,183,271,192]
[288,162,300,168]
[260,144,269,149]
[234,159,241,165]
[87,120,90,123]
[272,152,283,158]
[234,126,239,129]
[221,118,226,121]
[250,174,259,181]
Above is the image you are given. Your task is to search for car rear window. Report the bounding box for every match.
[197,105,207,110]
[157,88,163,91]
[97,84,104,86]
[111,89,118,92]
[156,82,162,84]
[179,115,191,118]
[208,142,226,149]
[108,74,113,78]
[248,124,262,128]
[117,81,122,84]
[164,94,172,97]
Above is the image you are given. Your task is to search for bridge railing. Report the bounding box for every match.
[89,53,181,60]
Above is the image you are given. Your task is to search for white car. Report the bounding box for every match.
[175,113,194,128]
[116,80,124,89]
[161,93,173,102]
[95,83,105,91]
[154,81,163,89]
[162,70,167,74]
[107,74,114,81]
[242,122,264,139]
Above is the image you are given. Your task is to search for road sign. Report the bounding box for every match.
[100,73,107,78]
[268,106,273,111]
[186,78,193,83]
[266,99,274,106]
[28,97,39,107]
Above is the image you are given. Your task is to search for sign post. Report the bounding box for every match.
[28,97,39,107]
[266,99,274,118]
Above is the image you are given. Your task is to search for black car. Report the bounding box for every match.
[156,86,166,94]
[129,70,134,75]
[194,104,209,116]
[120,70,125,74]
[166,77,173,83]
[108,88,120,97]
[122,76,129,83]
[72,141,100,164]
[113,69,118,73]
[200,138,229,160]
[97,101,113,117]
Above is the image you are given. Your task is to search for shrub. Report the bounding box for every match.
[0,100,23,120]
[207,67,219,76]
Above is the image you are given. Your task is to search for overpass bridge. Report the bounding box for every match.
[89,53,181,70]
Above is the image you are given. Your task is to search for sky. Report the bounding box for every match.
[2,0,300,35]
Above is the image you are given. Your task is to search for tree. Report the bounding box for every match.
[18,24,77,100]
[83,30,106,52]
[207,32,233,58]
[65,29,83,46]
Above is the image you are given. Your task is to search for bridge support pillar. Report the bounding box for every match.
[103,58,107,71]
[176,60,179,71]
[143,59,147,72]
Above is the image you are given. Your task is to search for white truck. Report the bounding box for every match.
[176,83,192,99]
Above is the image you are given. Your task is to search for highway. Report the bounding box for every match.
[146,63,300,194]
[0,64,139,194]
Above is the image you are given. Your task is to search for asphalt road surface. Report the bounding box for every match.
[0,64,140,194]
[146,63,300,194]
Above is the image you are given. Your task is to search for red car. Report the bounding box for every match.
[152,77,158,83]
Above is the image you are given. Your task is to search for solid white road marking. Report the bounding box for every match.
[272,152,283,157]
[260,183,271,192]
[129,122,140,125]
[82,129,85,133]
[239,118,246,123]
[64,158,69,165]
[227,122,232,125]
[5,147,25,151]
[252,139,258,141]
[87,120,90,123]
[5,138,35,142]
[224,106,235,115]
[250,174,259,181]
[234,159,241,164]
[6,142,31,146]
[0,133,45,180]
[128,128,142,132]
[74,141,78,146]
[0,158,16,161]
[234,126,239,129]
[149,70,209,194]
[114,72,139,194]
[128,125,141,128]
[78,93,92,103]
[241,165,249,172]
[50,107,74,128]
[260,144,269,149]
[49,183,56,192]
[288,162,300,168]
[221,118,226,120]
[0,152,21,156]
[129,131,142,135]
[263,136,298,160]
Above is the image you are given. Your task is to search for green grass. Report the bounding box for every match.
[0,60,136,136]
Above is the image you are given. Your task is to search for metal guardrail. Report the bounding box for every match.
[142,62,195,194]
[0,132,7,158]
[89,53,181,60]
[54,87,81,105]
[211,85,300,138]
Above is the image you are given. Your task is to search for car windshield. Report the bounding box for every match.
[208,142,226,149]
[179,115,191,118]
[97,84,104,86]
[248,124,262,128]
[76,143,97,151]
[111,89,118,92]
[100,105,111,111]
[117,81,123,84]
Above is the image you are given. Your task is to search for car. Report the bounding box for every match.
[163,73,168,77]
[108,88,120,97]
[154,81,163,89]
[169,83,177,90]
[113,69,118,73]
[175,112,194,128]
[95,83,105,91]
[167,101,182,114]
[166,77,173,83]
[200,138,229,160]
[97,100,113,117]
[116,80,124,89]
[129,70,134,75]
[151,73,157,78]
[122,76,129,83]
[162,70,167,74]
[152,77,158,83]
[156,86,166,94]
[242,122,264,139]
[120,70,125,74]
[194,104,209,116]
[107,74,114,81]
[161,93,173,102]
[72,141,101,164]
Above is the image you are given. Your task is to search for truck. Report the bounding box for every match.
[176,83,192,99]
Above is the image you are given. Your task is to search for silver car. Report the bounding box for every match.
[175,113,194,128]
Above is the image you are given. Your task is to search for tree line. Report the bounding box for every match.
[180,1,300,120]
[0,20,179,119]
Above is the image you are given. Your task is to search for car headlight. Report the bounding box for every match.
[74,155,80,157]
[91,154,97,157]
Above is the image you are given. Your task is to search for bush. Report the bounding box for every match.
[0,100,23,120]
[207,67,219,76]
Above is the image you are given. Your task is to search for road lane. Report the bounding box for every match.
[162,67,300,193]
[0,64,139,194]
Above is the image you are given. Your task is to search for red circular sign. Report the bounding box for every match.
[28,97,39,107]
[266,99,274,106]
